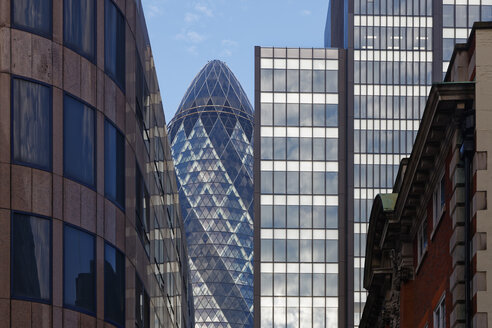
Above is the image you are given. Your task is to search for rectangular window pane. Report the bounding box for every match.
[12,78,51,170]
[64,0,96,60]
[104,243,125,326]
[12,213,51,302]
[13,0,52,36]
[136,166,150,254]
[105,0,126,89]
[64,225,96,314]
[135,274,150,328]
[64,95,96,187]
[105,120,125,208]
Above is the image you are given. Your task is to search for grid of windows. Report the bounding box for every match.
[442,0,492,75]
[352,0,434,323]
[258,48,341,328]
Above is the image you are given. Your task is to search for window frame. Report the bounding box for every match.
[135,162,151,257]
[104,118,126,211]
[63,92,97,190]
[10,211,52,304]
[417,218,428,268]
[433,293,446,328]
[11,0,53,39]
[104,241,126,328]
[62,223,97,317]
[432,171,446,237]
[63,0,97,62]
[104,0,126,92]
[11,75,53,172]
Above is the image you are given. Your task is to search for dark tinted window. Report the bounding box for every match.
[63,95,96,187]
[12,78,51,170]
[105,0,125,89]
[136,166,150,254]
[11,213,51,302]
[63,225,96,314]
[104,243,125,326]
[12,0,52,37]
[135,275,150,328]
[105,120,125,208]
[63,0,96,60]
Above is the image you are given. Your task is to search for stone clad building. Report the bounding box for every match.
[361,22,492,328]
[0,0,194,327]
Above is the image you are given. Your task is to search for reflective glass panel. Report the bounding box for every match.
[63,95,96,187]
[64,0,96,60]
[12,213,51,302]
[13,0,51,36]
[12,78,51,170]
[104,243,125,326]
[64,225,95,314]
[105,0,125,89]
[104,120,125,208]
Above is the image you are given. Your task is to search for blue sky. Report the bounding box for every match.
[141,0,329,121]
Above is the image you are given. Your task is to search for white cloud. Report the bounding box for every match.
[185,12,199,23]
[142,0,165,18]
[194,3,213,17]
[176,30,206,43]
[220,39,238,57]
[301,9,311,16]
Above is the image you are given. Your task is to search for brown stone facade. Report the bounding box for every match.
[0,0,193,327]
[361,23,492,328]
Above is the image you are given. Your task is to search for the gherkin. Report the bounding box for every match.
[168,60,254,328]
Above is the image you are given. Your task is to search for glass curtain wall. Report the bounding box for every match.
[257,47,342,328]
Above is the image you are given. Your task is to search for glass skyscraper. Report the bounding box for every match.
[254,47,346,328]
[324,0,492,326]
[168,60,254,328]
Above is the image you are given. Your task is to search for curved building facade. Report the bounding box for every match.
[168,60,254,327]
[0,0,193,327]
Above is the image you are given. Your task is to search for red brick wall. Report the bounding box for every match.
[400,147,454,328]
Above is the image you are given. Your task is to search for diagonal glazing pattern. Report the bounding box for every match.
[168,60,254,328]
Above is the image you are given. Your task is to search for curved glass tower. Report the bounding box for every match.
[168,60,254,328]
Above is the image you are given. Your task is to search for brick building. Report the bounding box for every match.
[0,0,194,327]
[361,22,492,328]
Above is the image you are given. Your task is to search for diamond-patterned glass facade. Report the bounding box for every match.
[168,60,254,328]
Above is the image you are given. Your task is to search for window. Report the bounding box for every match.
[63,94,96,188]
[417,219,428,263]
[105,243,125,326]
[105,120,125,209]
[12,77,52,170]
[105,0,125,89]
[434,294,446,328]
[433,174,445,229]
[135,274,150,328]
[11,212,51,302]
[12,0,52,37]
[136,166,150,255]
[64,225,96,314]
[63,0,96,61]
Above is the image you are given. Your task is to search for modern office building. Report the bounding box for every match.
[362,22,492,328]
[254,47,347,327]
[168,60,254,328]
[324,0,492,325]
[0,0,194,327]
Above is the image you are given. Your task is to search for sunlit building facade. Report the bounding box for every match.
[0,0,194,327]
[254,47,347,328]
[325,0,492,325]
[168,60,254,328]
